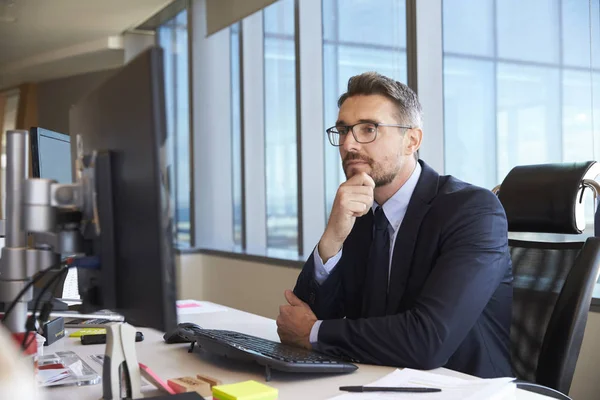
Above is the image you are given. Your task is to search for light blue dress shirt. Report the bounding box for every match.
[309,162,422,346]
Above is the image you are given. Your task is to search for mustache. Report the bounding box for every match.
[343,153,373,166]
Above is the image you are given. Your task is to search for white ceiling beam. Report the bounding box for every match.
[0,36,123,75]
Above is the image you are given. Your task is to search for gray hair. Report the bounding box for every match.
[338,72,423,129]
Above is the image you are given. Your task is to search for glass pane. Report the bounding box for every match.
[322,0,407,219]
[497,0,560,63]
[444,0,600,229]
[231,23,242,247]
[442,0,494,57]
[264,0,295,37]
[562,0,592,67]
[443,57,495,189]
[562,70,594,162]
[264,0,298,252]
[593,0,600,68]
[157,20,177,244]
[175,10,191,247]
[496,63,561,182]
[330,0,406,48]
[158,10,191,248]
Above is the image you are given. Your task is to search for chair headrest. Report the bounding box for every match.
[497,161,599,234]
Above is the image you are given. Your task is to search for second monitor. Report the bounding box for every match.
[30,127,72,184]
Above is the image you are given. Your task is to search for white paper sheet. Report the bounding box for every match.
[329,369,516,400]
[176,300,228,315]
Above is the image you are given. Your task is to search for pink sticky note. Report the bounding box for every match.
[177,303,201,309]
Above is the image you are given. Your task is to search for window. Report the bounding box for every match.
[231,22,243,247]
[322,0,408,215]
[443,0,600,199]
[263,0,298,252]
[190,0,600,263]
[158,9,192,247]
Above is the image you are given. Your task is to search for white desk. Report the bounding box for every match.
[44,302,551,399]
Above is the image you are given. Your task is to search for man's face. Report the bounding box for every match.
[337,94,409,187]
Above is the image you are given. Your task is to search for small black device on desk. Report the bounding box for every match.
[164,323,357,381]
[81,331,144,345]
[42,317,65,346]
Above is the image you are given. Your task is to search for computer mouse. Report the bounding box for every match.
[163,322,203,344]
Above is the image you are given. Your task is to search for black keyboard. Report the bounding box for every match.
[184,328,358,380]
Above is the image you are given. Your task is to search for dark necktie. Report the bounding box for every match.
[365,206,390,317]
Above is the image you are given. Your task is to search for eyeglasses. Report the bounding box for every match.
[326,122,412,146]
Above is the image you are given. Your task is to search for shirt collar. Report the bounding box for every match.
[372,162,422,233]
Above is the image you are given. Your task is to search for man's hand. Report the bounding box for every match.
[319,172,375,262]
[276,290,318,350]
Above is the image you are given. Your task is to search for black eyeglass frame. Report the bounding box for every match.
[326,122,413,146]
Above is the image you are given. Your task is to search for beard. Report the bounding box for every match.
[343,152,400,187]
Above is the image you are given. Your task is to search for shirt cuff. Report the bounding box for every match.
[313,245,343,285]
[309,320,323,347]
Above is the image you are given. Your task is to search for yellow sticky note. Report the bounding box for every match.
[69,328,106,337]
[212,380,278,400]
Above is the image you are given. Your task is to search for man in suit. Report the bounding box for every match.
[276,72,513,378]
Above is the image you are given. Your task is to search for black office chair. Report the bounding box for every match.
[493,161,600,400]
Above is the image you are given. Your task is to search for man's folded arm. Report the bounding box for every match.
[293,248,346,320]
[315,196,510,369]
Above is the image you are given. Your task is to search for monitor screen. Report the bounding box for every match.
[30,128,72,184]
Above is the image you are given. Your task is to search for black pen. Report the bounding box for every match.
[339,386,442,393]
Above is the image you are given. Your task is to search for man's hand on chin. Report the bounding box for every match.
[276,290,317,350]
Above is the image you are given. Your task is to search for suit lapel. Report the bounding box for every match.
[385,160,439,314]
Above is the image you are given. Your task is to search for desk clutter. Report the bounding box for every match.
[164,374,278,400]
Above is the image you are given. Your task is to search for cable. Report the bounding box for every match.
[22,267,71,351]
[19,257,100,350]
[21,266,69,350]
[1,261,64,323]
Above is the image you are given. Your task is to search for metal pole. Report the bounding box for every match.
[0,130,30,333]
[6,130,27,247]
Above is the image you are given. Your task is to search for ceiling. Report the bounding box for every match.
[0,0,172,88]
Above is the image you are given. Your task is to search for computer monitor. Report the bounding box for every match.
[69,47,177,332]
[29,128,72,184]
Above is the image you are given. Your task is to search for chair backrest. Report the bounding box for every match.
[496,161,600,395]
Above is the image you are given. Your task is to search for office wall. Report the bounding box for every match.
[37,69,117,135]
[178,253,600,399]
[178,253,298,319]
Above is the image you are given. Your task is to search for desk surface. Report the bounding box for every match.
[44,302,550,400]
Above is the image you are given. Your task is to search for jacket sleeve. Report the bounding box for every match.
[294,214,371,320]
[293,251,347,320]
[315,190,511,369]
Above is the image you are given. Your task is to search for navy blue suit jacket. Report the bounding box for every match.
[294,160,513,378]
